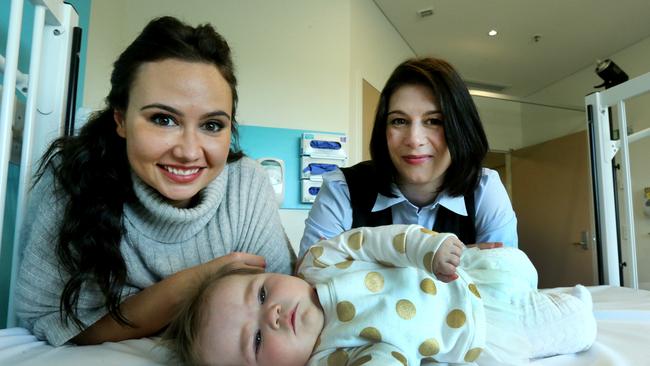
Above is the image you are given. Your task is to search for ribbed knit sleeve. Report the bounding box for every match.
[15,168,109,346]
[222,158,294,274]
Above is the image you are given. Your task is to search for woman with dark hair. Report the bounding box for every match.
[299,57,517,262]
[15,16,293,346]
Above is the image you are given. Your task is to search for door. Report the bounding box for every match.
[511,131,598,288]
[362,79,380,161]
[483,151,509,194]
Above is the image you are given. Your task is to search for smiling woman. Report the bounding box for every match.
[299,57,518,256]
[114,59,234,208]
[13,16,294,347]
[385,84,451,206]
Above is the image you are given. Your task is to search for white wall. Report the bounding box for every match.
[520,103,584,147]
[83,0,127,110]
[528,35,650,288]
[472,95,523,151]
[86,0,351,135]
[348,0,415,162]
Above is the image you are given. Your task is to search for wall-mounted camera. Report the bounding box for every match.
[594,59,629,89]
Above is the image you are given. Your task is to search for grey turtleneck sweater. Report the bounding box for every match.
[15,157,294,346]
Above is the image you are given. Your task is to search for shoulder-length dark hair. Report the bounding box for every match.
[369,57,488,198]
[36,16,243,329]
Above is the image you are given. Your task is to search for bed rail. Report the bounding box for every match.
[586,71,650,288]
[0,0,79,327]
[0,55,29,96]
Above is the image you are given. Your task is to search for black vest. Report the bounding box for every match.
[340,161,477,244]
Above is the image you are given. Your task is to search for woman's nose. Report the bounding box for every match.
[172,129,201,161]
[404,123,425,147]
[265,304,281,330]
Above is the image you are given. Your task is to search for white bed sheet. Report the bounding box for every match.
[1,285,649,366]
[532,285,650,366]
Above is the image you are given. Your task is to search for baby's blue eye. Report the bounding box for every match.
[258,286,266,304]
[254,286,266,356]
[254,330,262,354]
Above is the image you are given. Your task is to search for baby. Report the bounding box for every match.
[164,224,596,365]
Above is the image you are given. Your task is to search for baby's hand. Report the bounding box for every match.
[432,236,464,282]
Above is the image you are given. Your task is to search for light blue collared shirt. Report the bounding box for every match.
[299,167,518,256]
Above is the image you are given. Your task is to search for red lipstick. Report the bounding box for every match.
[402,155,431,165]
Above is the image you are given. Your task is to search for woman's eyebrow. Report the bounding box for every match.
[140,103,181,115]
[140,103,231,121]
[387,109,441,116]
[202,110,231,122]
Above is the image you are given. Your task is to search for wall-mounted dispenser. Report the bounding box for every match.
[644,187,650,217]
[258,158,285,206]
[300,133,348,203]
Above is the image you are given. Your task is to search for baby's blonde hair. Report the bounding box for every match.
[162,266,264,366]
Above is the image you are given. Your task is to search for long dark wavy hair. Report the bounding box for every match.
[369,57,489,197]
[35,16,243,329]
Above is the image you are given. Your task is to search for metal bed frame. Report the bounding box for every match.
[0,0,79,327]
[587,71,650,289]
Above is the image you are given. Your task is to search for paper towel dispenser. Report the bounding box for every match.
[258,158,285,206]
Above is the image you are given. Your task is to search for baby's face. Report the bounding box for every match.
[198,273,324,366]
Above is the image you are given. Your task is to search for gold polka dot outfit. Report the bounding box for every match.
[298,224,596,366]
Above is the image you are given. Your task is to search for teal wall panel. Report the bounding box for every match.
[0,164,19,329]
[239,125,345,210]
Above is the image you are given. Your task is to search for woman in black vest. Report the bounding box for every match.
[299,57,517,259]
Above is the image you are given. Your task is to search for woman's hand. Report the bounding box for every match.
[432,236,464,283]
[73,252,267,345]
[194,252,266,279]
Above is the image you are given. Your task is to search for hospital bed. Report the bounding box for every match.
[0,285,648,365]
[2,1,650,365]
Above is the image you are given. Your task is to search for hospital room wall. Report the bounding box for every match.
[84,0,351,134]
[527,36,650,286]
[82,0,415,251]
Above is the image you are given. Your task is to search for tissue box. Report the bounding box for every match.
[300,156,347,179]
[301,179,323,203]
[301,133,348,159]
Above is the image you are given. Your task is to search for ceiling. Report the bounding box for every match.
[373,0,650,97]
